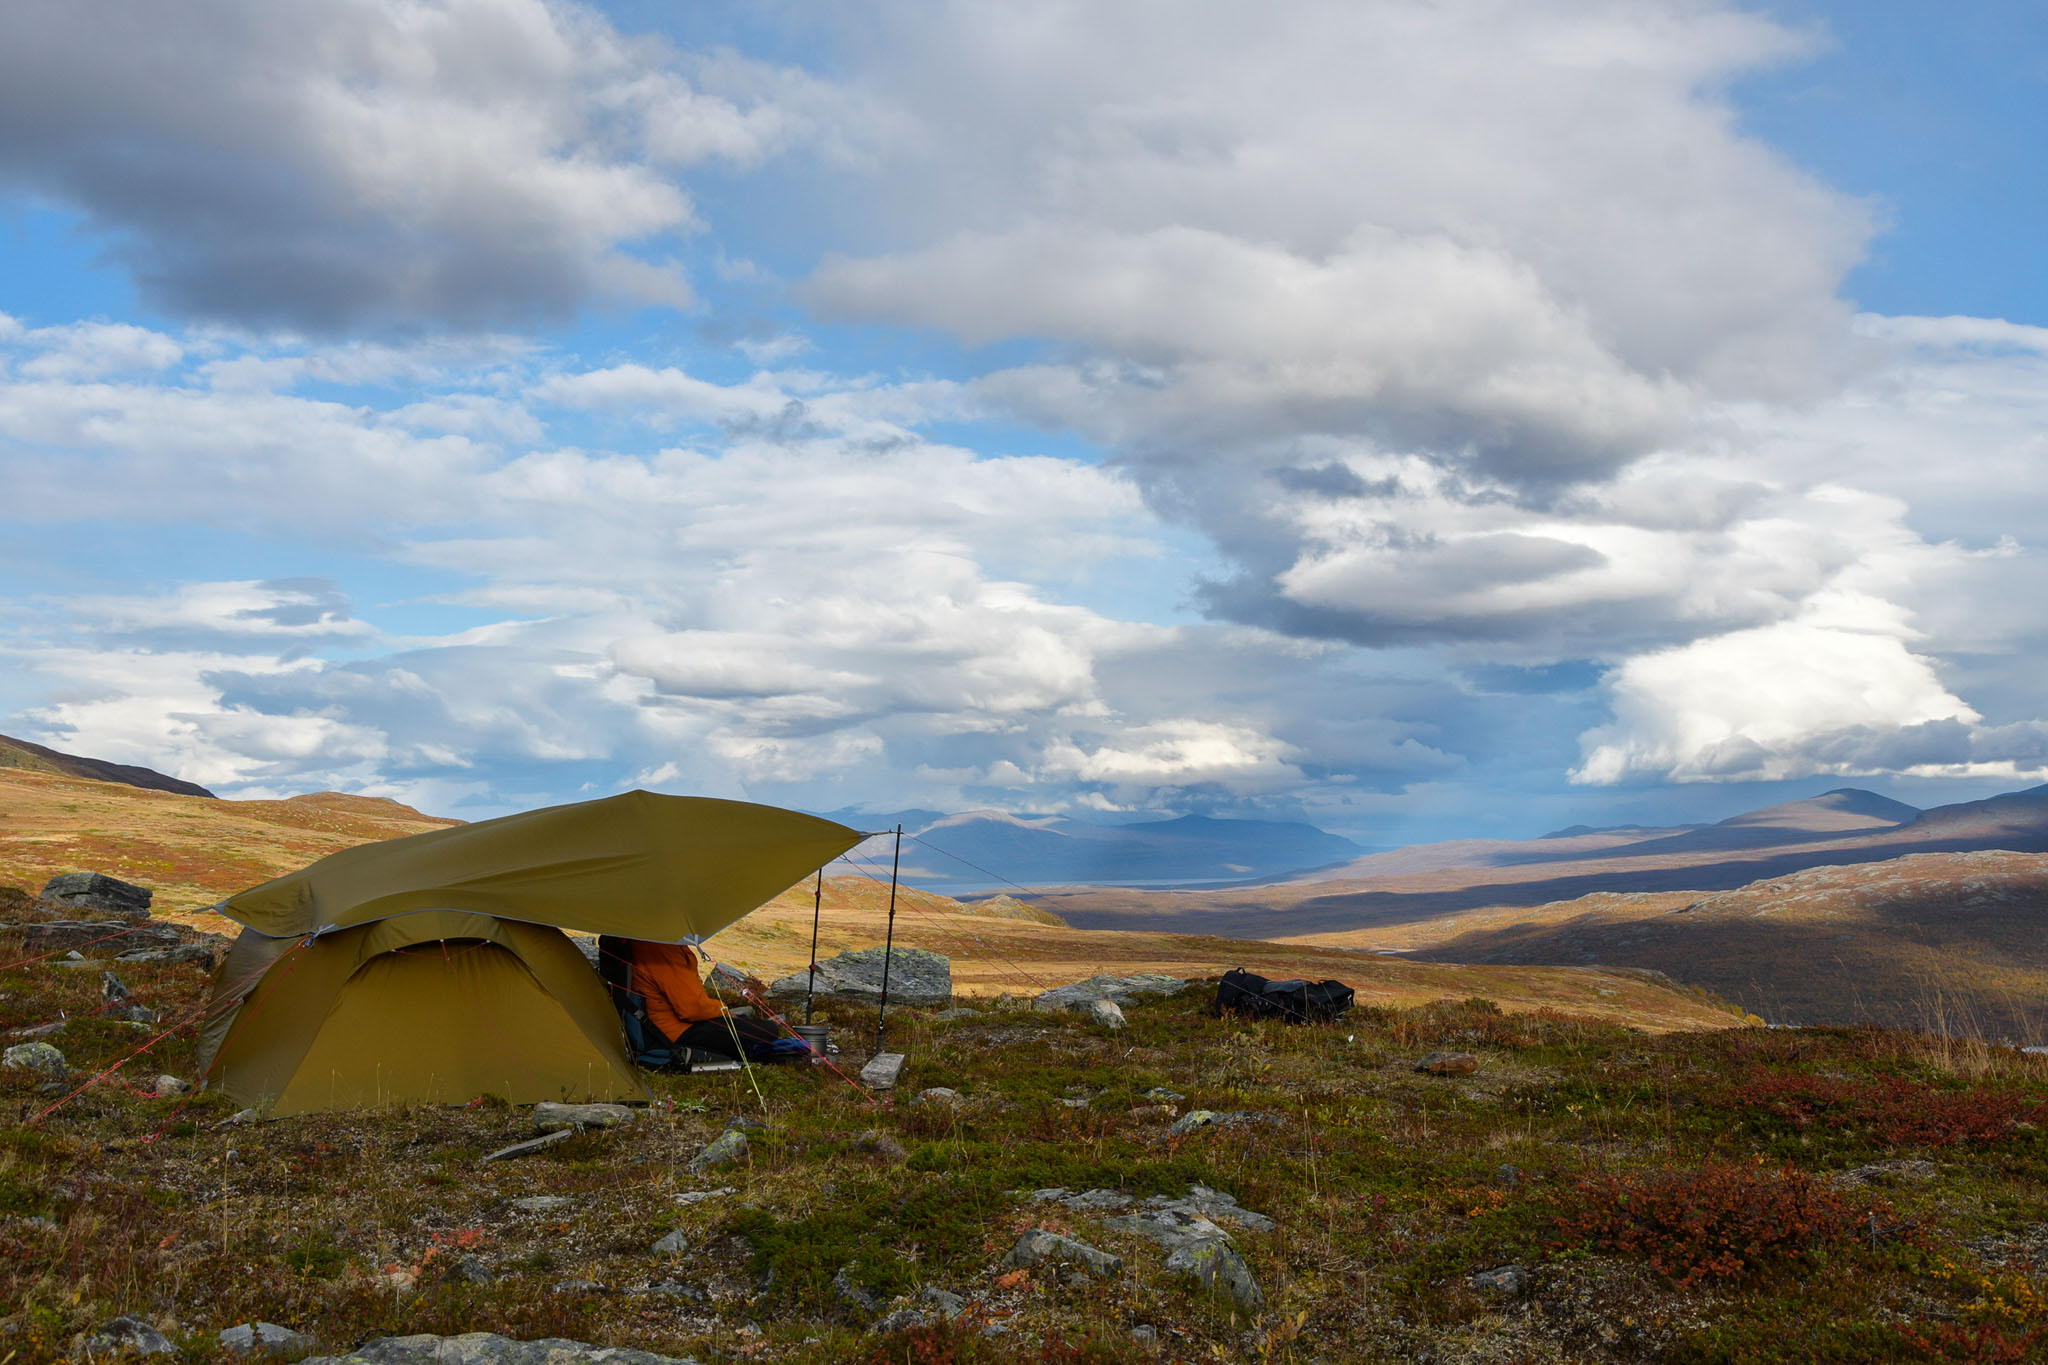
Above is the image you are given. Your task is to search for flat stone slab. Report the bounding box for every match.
[1003,1229,1122,1279]
[533,1102,636,1133]
[1167,1109,1283,1137]
[1032,973,1187,1013]
[19,920,181,956]
[673,1187,737,1206]
[859,1052,906,1090]
[509,1195,577,1214]
[298,1333,703,1365]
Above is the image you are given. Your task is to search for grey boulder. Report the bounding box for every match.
[1032,974,1186,1014]
[40,872,153,919]
[83,1316,178,1356]
[3,1042,66,1075]
[768,947,951,1009]
[1165,1239,1262,1310]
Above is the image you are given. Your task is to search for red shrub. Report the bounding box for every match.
[1730,1070,2048,1146]
[1552,1161,1860,1287]
[1895,1323,2048,1365]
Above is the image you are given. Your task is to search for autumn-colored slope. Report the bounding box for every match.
[0,766,1743,1031]
[0,767,457,925]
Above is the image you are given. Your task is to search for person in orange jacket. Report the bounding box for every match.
[628,939,782,1063]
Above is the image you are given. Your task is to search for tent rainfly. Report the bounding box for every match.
[194,790,862,1116]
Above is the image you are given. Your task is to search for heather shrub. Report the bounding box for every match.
[1552,1161,1863,1287]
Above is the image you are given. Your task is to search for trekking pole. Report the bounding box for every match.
[805,870,823,1026]
[874,824,902,1054]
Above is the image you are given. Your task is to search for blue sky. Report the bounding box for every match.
[1,0,2044,847]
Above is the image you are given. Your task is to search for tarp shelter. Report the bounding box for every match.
[194,790,862,1116]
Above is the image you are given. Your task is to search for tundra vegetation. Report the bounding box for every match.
[5,911,2048,1364]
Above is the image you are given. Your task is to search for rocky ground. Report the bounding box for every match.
[6,881,2048,1363]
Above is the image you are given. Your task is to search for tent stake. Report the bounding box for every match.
[875,825,902,1053]
[805,870,823,1026]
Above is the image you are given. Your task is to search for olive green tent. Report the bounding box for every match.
[195,790,863,1116]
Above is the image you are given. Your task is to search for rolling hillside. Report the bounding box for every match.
[0,764,1741,1030]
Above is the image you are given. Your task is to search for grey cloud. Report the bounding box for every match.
[0,0,809,333]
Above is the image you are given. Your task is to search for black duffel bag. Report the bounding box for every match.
[1214,967,1354,1023]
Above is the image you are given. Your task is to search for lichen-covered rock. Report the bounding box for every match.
[297,1333,702,1365]
[40,872,153,919]
[3,1041,66,1075]
[768,947,951,1008]
[687,1129,748,1172]
[532,1102,636,1133]
[154,1075,191,1098]
[650,1229,688,1256]
[1165,1239,1262,1309]
[82,1315,178,1356]
[220,1321,315,1354]
[1032,974,1186,1013]
[1003,1229,1122,1279]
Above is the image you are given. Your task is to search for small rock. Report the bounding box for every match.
[154,1075,191,1098]
[549,1281,605,1296]
[688,1129,749,1172]
[921,1286,966,1319]
[1131,1324,1156,1342]
[724,1114,769,1133]
[1002,1229,1122,1279]
[1471,1264,1528,1295]
[651,1229,689,1256]
[101,970,131,1001]
[40,872,153,919]
[931,1007,983,1022]
[1165,1239,1262,1309]
[1163,1109,1279,1137]
[532,1102,636,1133]
[1140,1087,1185,1103]
[871,1308,932,1334]
[1087,998,1127,1030]
[445,1255,494,1285]
[673,1187,737,1206]
[1168,1109,1221,1136]
[510,1195,577,1214]
[627,1279,708,1302]
[1129,1104,1176,1123]
[859,1052,906,1090]
[833,1263,885,1314]
[220,1321,315,1354]
[853,1129,908,1164]
[917,1087,962,1106]
[1415,1051,1480,1077]
[2,1041,66,1075]
[84,1315,178,1357]
[1495,1164,1520,1187]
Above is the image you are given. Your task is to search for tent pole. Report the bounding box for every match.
[875,824,902,1053]
[805,870,823,1025]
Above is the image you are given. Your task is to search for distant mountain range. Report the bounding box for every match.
[1031,784,2048,937]
[816,807,1366,894]
[0,732,216,798]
